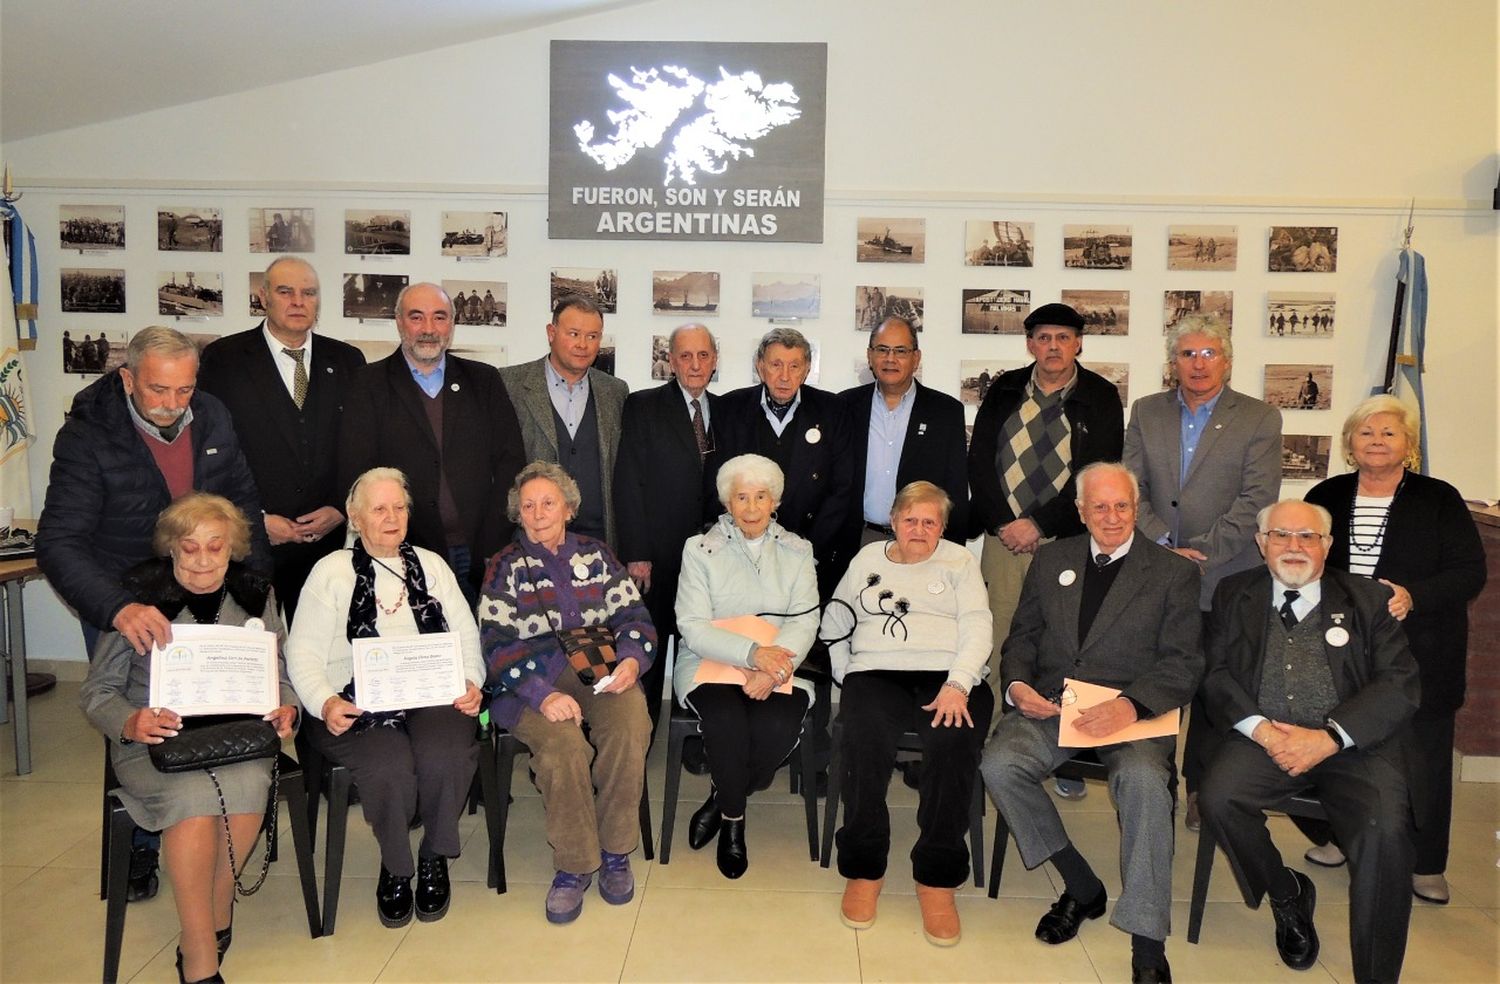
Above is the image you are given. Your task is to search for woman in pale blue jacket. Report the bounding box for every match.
[674,453,819,879]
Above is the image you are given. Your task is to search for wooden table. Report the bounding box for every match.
[0,555,44,775]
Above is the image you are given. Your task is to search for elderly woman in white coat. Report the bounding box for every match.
[674,453,819,879]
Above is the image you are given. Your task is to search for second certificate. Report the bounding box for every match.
[352,631,466,713]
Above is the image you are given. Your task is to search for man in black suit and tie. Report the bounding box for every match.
[338,282,526,603]
[198,256,365,620]
[714,326,853,599]
[614,323,721,732]
[838,316,968,567]
[1198,499,1418,983]
[981,462,1202,983]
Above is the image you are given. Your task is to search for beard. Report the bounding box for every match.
[1270,554,1320,588]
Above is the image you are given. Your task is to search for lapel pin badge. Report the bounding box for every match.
[1326,624,1350,646]
[450,383,460,392]
[1058,569,1077,586]
[918,423,927,435]
[805,425,821,444]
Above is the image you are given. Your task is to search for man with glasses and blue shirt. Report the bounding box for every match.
[1123,316,1282,828]
[1198,499,1417,983]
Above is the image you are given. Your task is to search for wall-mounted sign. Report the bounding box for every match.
[549,40,827,243]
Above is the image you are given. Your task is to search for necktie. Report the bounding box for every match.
[690,398,710,458]
[283,347,308,409]
[1279,589,1301,631]
[1094,553,1111,570]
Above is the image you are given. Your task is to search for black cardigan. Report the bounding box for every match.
[1305,470,1486,714]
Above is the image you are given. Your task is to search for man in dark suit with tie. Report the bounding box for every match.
[838,316,968,569]
[981,462,1202,983]
[614,323,721,732]
[1198,499,1418,983]
[338,282,526,602]
[198,256,365,620]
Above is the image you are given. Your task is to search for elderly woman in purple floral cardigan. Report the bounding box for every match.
[479,460,656,926]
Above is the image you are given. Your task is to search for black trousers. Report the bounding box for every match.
[834,669,994,888]
[307,704,479,878]
[689,683,810,817]
[1199,734,1413,984]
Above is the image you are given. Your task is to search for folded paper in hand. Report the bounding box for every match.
[1057,677,1179,748]
[694,615,795,695]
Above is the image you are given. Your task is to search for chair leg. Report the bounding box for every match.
[476,733,501,891]
[638,768,654,861]
[818,719,843,869]
[1186,827,1217,944]
[491,738,519,895]
[321,769,351,937]
[299,735,325,845]
[988,807,1009,899]
[659,724,687,865]
[798,723,819,862]
[278,769,323,938]
[102,800,133,984]
[969,779,985,888]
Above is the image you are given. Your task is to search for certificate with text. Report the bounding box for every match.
[148,623,279,716]
[352,632,466,713]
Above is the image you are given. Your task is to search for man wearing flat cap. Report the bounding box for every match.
[968,302,1124,711]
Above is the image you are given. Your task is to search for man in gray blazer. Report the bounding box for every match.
[981,462,1202,984]
[499,294,629,549]
[1123,316,1282,827]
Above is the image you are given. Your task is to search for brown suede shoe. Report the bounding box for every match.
[915,883,961,946]
[840,878,884,929]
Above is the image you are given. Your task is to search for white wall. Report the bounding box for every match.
[5,0,1496,662]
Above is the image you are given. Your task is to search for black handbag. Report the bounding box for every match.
[148,714,280,773]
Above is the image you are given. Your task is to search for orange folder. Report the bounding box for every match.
[1057,677,1180,748]
[693,615,795,695]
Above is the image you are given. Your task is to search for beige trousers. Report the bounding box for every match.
[510,670,651,874]
[979,533,1036,701]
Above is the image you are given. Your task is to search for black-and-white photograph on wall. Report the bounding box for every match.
[441,280,507,326]
[1267,292,1335,336]
[596,335,617,377]
[62,329,126,374]
[60,268,126,313]
[1093,362,1130,407]
[1268,226,1338,272]
[959,360,1024,406]
[158,208,222,252]
[751,273,819,319]
[1063,225,1131,269]
[653,271,720,315]
[551,267,618,314]
[249,208,314,253]
[249,273,265,316]
[961,288,1029,335]
[343,273,407,320]
[441,211,508,257]
[1282,435,1332,481]
[857,217,925,263]
[1060,289,1129,335]
[856,286,923,332]
[1164,290,1233,334]
[964,220,1034,267]
[1167,225,1237,271]
[345,210,411,256]
[60,204,125,250]
[1264,364,1332,410]
[158,271,223,317]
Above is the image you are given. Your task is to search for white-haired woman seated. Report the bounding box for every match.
[674,453,818,878]
[287,467,484,930]
[821,480,993,947]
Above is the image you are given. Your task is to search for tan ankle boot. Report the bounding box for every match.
[840,878,884,929]
[915,883,960,946]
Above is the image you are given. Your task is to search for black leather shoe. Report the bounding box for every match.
[176,948,224,984]
[127,844,160,902]
[415,855,451,922]
[377,865,415,928]
[688,788,721,850]
[214,922,232,962]
[1268,870,1319,970]
[1035,888,1107,944]
[1132,957,1172,983]
[717,817,748,879]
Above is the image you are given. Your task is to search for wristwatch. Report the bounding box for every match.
[1322,724,1345,751]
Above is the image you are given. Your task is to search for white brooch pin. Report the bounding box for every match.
[805,426,821,444]
[572,563,590,580]
[244,618,265,632]
[1326,626,1349,647]
[1058,570,1077,586]
[450,383,460,392]
[928,581,944,595]
[918,423,928,435]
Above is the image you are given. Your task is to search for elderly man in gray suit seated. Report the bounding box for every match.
[981,462,1203,984]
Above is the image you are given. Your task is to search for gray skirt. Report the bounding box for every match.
[110,739,275,831]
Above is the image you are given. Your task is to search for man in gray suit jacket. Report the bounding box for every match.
[1123,316,1281,826]
[499,294,629,549]
[981,462,1202,984]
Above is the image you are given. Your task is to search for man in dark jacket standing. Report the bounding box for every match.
[36,324,269,900]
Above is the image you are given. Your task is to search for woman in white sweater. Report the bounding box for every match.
[820,481,994,948]
[287,468,484,931]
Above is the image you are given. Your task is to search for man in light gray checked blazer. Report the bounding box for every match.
[981,462,1203,984]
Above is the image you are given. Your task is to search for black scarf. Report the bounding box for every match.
[121,558,270,621]
[340,539,448,730]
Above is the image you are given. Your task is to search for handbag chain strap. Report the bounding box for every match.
[206,754,279,897]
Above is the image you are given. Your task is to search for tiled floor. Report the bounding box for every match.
[3,683,1497,982]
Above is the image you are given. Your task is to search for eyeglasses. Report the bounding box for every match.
[1261,529,1326,545]
[1176,348,1223,362]
[870,345,915,358]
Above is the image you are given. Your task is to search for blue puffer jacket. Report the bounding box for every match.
[36,372,270,632]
